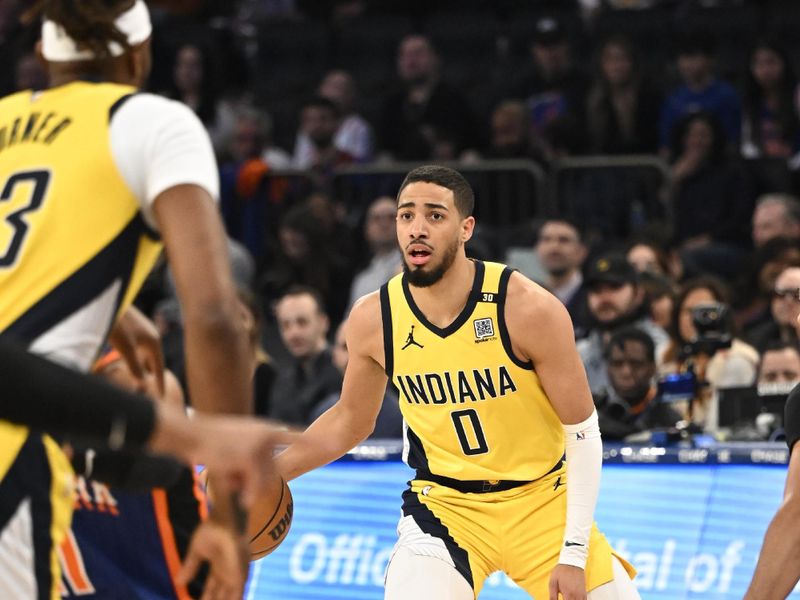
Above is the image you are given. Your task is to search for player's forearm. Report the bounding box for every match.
[276,402,373,481]
[745,498,800,599]
[1,339,156,449]
[183,304,252,415]
[559,409,602,569]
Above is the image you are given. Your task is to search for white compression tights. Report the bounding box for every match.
[587,555,642,600]
[384,548,474,600]
[384,550,640,600]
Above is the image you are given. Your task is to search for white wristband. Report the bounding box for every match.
[559,409,602,569]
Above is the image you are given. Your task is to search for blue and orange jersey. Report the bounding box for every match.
[60,469,207,599]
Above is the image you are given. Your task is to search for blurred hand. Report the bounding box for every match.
[149,406,298,507]
[671,147,705,182]
[109,306,165,396]
[549,564,586,600]
[176,520,248,600]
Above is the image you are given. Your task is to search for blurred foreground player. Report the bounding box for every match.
[745,381,800,599]
[0,340,293,599]
[278,166,640,599]
[62,349,210,599]
[0,0,275,596]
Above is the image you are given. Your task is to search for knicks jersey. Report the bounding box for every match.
[381,260,564,481]
[60,470,207,599]
[0,81,162,369]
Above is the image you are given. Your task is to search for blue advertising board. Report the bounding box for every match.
[246,446,795,599]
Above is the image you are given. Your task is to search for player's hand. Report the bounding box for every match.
[549,564,586,600]
[149,405,299,507]
[109,305,165,395]
[176,520,248,600]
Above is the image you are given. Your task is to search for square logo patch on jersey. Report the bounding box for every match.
[473,317,495,340]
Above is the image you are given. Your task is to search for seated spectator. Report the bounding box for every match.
[225,105,291,168]
[638,271,676,332]
[218,106,292,257]
[260,203,353,326]
[746,265,800,353]
[378,34,478,160]
[659,31,741,152]
[736,237,800,333]
[510,15,587,142]
[485,100,545,162]
[310,321,403,439]
[293,96,355,191]
[348,196,402,311]
[742,39,800,161]
[594,327,682,440]
[757,340,800,389]
[534,218,590,338]
[304,190,356,263]
[294,69,373,166]
[269,286,342,426]
[668,111,754,281]
[626,238,680,280]
[165,43,222,135]
[578,253,669,395]
[586,34,661,154]
[660,276,760,430]
[751,193,800,248]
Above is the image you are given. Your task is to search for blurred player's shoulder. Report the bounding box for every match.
[108,91,206,127]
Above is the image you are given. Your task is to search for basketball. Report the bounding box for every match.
[247,475,294,560]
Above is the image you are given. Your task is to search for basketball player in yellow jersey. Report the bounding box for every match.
[278,165,640,599]
[0,1,276,597]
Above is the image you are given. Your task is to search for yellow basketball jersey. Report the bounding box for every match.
[0,82,162,359]
[381,260,565,481]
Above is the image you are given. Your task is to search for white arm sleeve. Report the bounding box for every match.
[559,408,602,569]
[109,94,220,231]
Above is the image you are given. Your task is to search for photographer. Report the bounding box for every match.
[660,276,760,430]
[595,327,683,440]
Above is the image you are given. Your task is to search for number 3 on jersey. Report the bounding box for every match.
[0,169,51,267]
[451,409,489,455]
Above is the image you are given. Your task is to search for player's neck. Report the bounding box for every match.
[408,256,475,329]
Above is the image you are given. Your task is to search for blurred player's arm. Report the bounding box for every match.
[744,447,800,600]
[745,390,800,600]
[154,184,251,415]
[112,95,250,416]
[0,339,294,504]
[276,293,387,482]
[506,273,600,600]
[108,305,165,396]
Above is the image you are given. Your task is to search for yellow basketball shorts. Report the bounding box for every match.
[0,421,74,600]
[395,464,635,598]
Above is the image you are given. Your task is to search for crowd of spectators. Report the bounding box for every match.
[7,0,800,442]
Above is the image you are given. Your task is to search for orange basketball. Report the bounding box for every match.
[247,475,293,560]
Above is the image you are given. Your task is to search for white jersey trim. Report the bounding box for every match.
[28,279,121,372]
[0,498,36,600]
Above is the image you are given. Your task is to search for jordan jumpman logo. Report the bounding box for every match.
[402,324,424,349]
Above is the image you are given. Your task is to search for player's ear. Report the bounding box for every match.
[461,216,475,244]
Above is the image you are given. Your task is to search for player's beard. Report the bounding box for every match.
[403,238,460,288]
